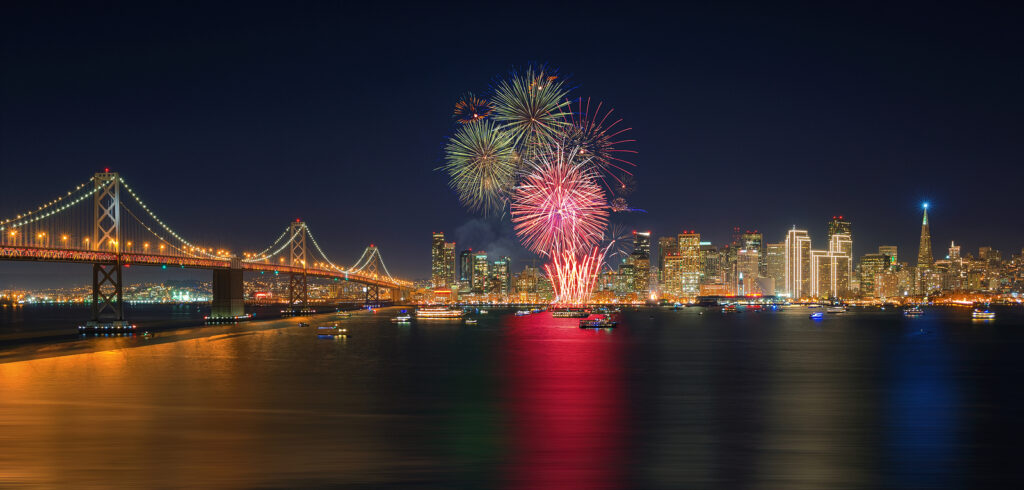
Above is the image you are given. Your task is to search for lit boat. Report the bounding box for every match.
[336,312,351,318]
[551,308,590,318]
[826,306,847,314]
[298,322,309,327]
[903,306,924,317]
[809,311,824,319]
[515,310,531,316]
[391,309,412,322]
[721,305,738,313]
[580,315,617,328]
[465,318,478,325]
[807,304,821,309]
[416,306,463,318]
[972,308,995,320]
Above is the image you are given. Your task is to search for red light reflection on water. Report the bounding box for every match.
[501,313,628,490]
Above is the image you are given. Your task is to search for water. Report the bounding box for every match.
[1,306,1023,488]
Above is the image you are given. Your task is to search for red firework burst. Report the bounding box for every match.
[562,97,637,191]
[511,146,609,254]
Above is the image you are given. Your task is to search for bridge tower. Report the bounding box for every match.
[287,220,308,310]
[361,245,382,306]
[89,171,126,327]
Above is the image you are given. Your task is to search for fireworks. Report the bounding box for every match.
[490,66,571,156]
[510,145,609,255]
[453,93,492,124]
[442,120,517,215]
[562,97,636,190]
[441,65,639,307]
[545,246,607,306]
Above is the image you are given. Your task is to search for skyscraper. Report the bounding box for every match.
[658,235,678,281]
[917,204,933,269]
[827,216,853,277]
[472,251,489,293]
[459,249,473,287]
[766,243,786,295]
[443,242,456,287]
[492,257,511,295]
[632,231,651,294]
[677,231,701,296]
[430,232,455,288]
[741,230,764,276]
[878,245,898,269]
[784,228,811,298]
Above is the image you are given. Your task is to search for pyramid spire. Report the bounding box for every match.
[917,203,933,269]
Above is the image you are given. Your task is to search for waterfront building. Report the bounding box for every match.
[784,228,812,298]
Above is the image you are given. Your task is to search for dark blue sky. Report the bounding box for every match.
[2,2,1022,283]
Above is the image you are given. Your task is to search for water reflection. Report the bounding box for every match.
[501,314,627,489]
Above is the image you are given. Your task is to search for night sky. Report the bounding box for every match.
[2,2,1022,285]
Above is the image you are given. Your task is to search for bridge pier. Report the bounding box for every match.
[210,259,246,321]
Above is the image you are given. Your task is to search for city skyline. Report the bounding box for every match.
[3,3,1023,281]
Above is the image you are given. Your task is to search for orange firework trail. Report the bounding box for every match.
[544,246,607,306]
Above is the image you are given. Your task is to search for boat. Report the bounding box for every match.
[903,306,924,317]
[809,311,824,319]
[807,304,821,309]
[317,324,340,330]
[826,306,847,314]
[515,310,531,316]
[390,309,412,323]
[972,306,996,319]
[298,322,309,327]
[721,305,738,313]
[580,315,617,328]
[416,306,463,319]
[551,307,589,318]
[465,318,478,325]
[479,309,489,315]
[336,311,351,318]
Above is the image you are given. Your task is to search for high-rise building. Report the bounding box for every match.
[859,253,889,297]
[472,251,489,293]
[658,235,678,281]
[430,232,456,288]
[827,216,853,276]
[948,241,960,261]
[632,231,651,294]
[492,257,511,295]
[741,231,765,276]
[827,216,851,240]
[878,245,898,269]
[917,204,933,269]
[766,243,786,295]
[459,249,474,287]
[677,231,701,296]
[662,253,684,298]
[737,248,760,295]
[699,243,720,282]
[784,228,812,298]
[810,232,852,299]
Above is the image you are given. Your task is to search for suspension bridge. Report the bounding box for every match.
[0,171,412,328]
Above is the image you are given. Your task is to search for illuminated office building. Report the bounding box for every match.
[472,251,489,293]
[859,253,889,297]
[737,248,760,295]
[632,231,651,294]
[658,236,677,281]
[784,228,812,298]
[810,233,852,299]
[677,231,702,296]
[917,204,934,269]
[740,230,764,275]
[766,243,786,295]
[878,245,898,269]
[492,257,510,295]
[700,243,722,284]
[662,253,684,297]
[431,232,456,288]
[459,249,474,288]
